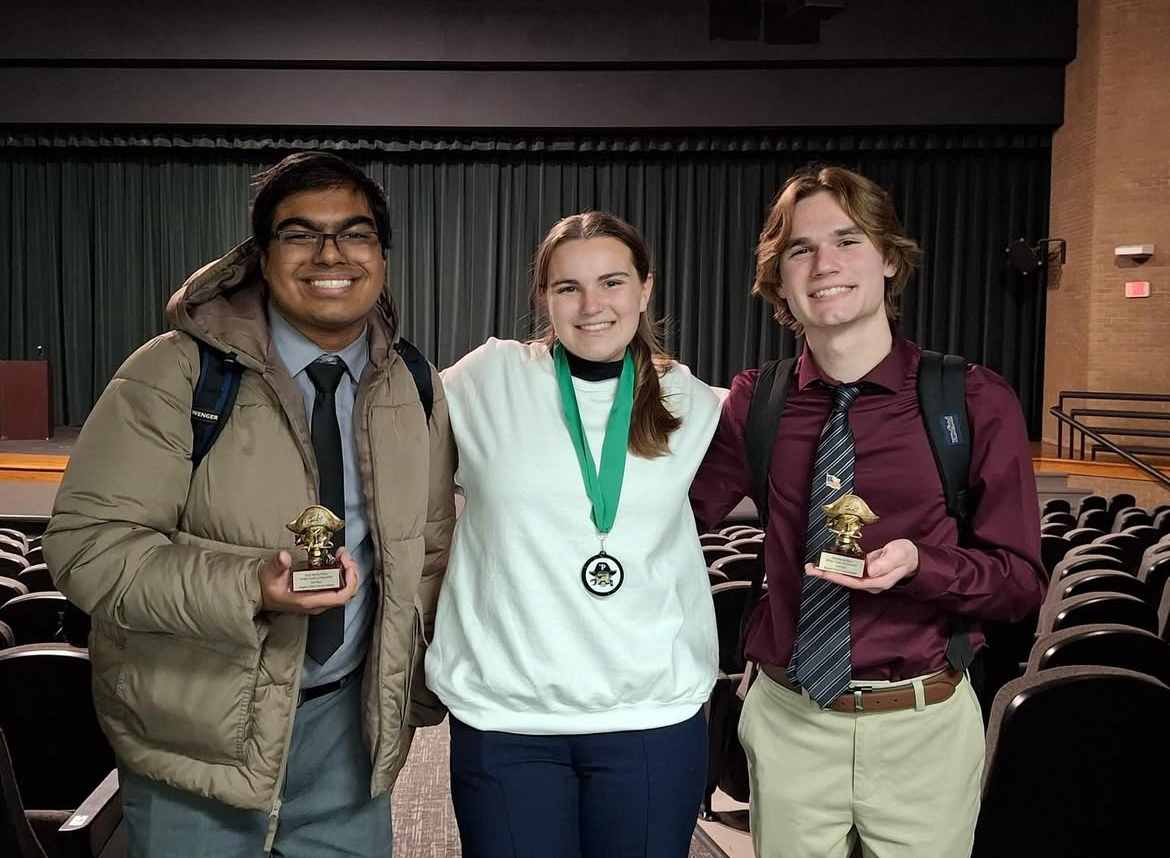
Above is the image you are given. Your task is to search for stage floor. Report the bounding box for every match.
[2,432,1165,519]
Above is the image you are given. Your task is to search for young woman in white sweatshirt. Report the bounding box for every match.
[426,212,721,858]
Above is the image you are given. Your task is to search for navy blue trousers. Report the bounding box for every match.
[449,710,706,858]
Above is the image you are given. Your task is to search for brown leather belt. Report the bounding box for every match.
[759,663,964,713]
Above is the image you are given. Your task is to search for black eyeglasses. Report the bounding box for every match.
[272,229,381,261]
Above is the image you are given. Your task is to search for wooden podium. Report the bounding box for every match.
[0,361,52,440]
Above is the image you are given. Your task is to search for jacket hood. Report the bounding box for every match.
[164,239,401,372]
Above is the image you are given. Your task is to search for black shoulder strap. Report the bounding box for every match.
[745,358,797,523]
[916,350,972,532]
[916,349,976,670]
[738,357,796,667]
[189,338,433,474]
[394,338,433,424]
[190,341,244,472]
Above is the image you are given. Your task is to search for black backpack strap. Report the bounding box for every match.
[738,358,797,667]
[190,341,243,472]
[917,350,972,528]
[917,349,975,670]
[394,338,433,424]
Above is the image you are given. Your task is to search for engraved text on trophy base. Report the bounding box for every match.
[291,565,343,592]
[816,550,866,579]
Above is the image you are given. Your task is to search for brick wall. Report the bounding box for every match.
[1044,0,1170,448]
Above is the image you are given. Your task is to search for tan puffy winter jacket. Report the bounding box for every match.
[44,241,455,818]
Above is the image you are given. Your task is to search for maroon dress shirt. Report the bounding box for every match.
[691,336,1046,681]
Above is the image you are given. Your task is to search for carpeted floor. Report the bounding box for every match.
[391,720,725,858]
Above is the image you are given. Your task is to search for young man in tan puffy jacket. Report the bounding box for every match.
[44,151,455,857]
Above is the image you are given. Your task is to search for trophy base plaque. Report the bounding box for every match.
[816,549,866,579]
[291,561,343,593]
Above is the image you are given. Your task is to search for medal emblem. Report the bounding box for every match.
[581,552,624,597]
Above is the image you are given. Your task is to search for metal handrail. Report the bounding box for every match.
[1055,390,1170,460]
[1048,406,1170,492]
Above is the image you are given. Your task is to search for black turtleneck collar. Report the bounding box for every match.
[565,349,624,381]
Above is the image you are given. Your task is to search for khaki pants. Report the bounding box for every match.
[738,669,984,858]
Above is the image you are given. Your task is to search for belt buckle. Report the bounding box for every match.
[851,685,873,711]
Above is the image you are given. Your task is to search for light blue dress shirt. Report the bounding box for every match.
[267,306,376,688]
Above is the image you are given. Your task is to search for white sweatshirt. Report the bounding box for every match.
[426,338,722,734]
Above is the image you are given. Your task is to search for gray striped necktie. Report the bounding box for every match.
[787,382,864,707]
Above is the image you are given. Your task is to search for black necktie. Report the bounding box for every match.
[304,358,347,665]
[788,382,864,707]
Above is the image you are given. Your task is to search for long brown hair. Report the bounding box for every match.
[531,211,681,459]
[753,164,922,336]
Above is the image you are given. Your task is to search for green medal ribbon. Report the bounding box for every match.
[552,342,635,537]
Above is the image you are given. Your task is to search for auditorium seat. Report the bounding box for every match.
[1036,591,1158,636]
[1052,554,1127,581]
[1076,494,1107,516]
[1061,527,1103,549]
[1152,509,1170,535]
[710,580,755,675]
[1138,539,1170,577]
[0,535,27,557]
[1027,624,1170,686]
[16,566,54,595]
[1062,540,1126,564]
[0,578,30,609]
[1140,556,1170,610]
[1053,570,1150,605]
[1076,508,1111,531]
[0,646,116,812]
[710,553,764,584]
[724,536,763,556]
[1090,532,1145,571]
[0,594,68,645]
[1042,499,1072,516]
[1118,524,1162,551]
[702,544,738,566]
[974,666,1170,858]
[719,525,759,540]
[0,725,123,858]
[699,533,730,547]
[1040,511,1076,529]
[707,568,729,587]
[1040,522,1070,537]
[1039,534,1070,574]
[22,546,43,567]
[0,727,48,858]
[0,553,29,579]
[1160,586,1170,643]
[1105,492,1137,524]
[1115,509,1153,531]
[0,623,13,650]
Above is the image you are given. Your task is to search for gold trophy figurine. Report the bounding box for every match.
[815,494,879,579]
[287,505,346,592]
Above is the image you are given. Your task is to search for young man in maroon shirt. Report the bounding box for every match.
[690,165,1045,858]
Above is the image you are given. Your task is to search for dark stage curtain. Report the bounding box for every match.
[0,130,1050,432]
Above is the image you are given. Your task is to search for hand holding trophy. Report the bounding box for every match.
[814,494,879,579]
[287,505,346,592]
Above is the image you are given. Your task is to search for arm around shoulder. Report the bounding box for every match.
[689,369,759,534]
[43,334,264,646]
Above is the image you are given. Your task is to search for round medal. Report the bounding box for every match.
[581,551,624,597]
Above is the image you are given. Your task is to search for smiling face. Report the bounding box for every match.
[260,185,386,351]
[777,190,896,339]
[543,237,653,362]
